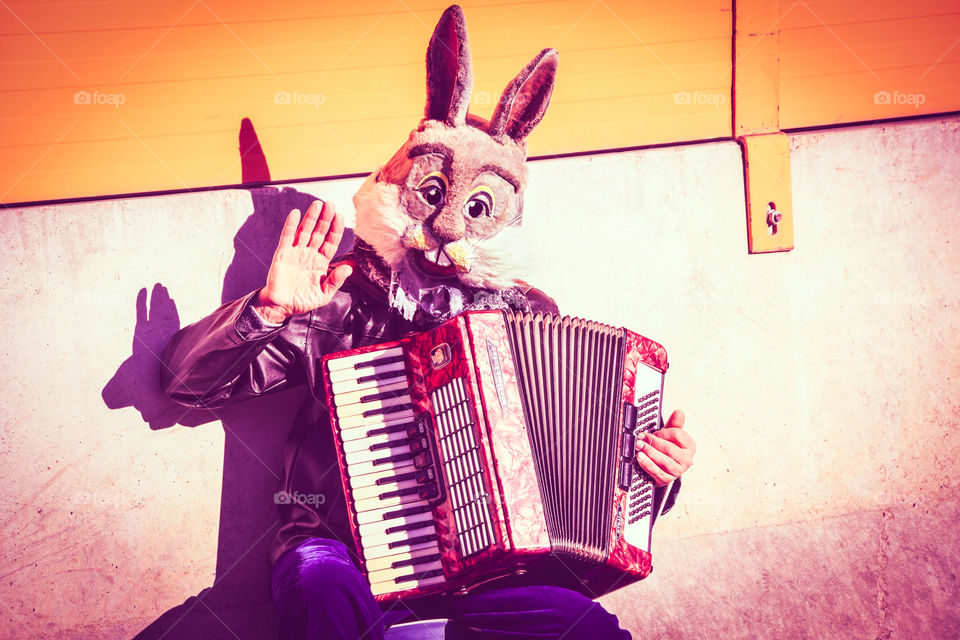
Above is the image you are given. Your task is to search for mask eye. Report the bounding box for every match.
[464,187,494,219]
[415,171,447,208]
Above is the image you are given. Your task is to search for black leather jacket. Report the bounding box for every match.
[161,257,561,565]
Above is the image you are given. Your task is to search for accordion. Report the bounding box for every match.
[321,310,669,602]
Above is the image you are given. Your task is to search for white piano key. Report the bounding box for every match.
[370,572,446,596]
[339,416,412,443]
[364,544,441,573]
[361,525,437,557]
[360,524,436,553]
[332,380,409,407]
[328,360,406,384]
[351,477,418,501]
[330,369,406,395]
[335,393,412,419]
[344,439,412,466]
[347,463,415,489]
[346,455,416,480]
[366,559,443,588]
[327,346,404,372]
[355,498,429,526]
[339,407,415,430]
[354,488,424,514]
[357,509,434,539]
[342,429,408,454]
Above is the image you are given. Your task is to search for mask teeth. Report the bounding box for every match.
[436,250,452,267]
[403,224,432,251]
[423,248,440,263]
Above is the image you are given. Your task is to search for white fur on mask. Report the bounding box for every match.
[353,172,407,268]
[353,171,530,291]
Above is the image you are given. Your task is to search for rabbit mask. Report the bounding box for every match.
[352,4,557,324]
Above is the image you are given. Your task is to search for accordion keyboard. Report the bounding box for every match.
[327,347,447,596]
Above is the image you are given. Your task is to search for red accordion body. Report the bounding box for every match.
[321,310,668,603]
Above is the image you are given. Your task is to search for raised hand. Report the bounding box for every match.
[636,410,696,486]
[253,200,353,323]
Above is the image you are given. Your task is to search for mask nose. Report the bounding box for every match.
[429,201,465,244]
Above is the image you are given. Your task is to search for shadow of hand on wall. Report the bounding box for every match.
[102,284,216,429]
[102,118,355,639]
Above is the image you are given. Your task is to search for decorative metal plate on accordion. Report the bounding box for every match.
[321,310,669,602]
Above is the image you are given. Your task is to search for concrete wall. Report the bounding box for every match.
[1,115,957,639]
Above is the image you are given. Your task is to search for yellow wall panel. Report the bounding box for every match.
[0,0,732,204]
[3,0,959,204]
[779,0,960,129]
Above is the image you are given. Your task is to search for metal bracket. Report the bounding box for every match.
[738,132,794,253]
[734,0,794,253]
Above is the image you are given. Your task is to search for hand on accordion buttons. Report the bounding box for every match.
[635,410,696,486]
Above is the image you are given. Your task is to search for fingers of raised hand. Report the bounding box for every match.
[294,201,323,247]
[318,206,345,261]
[286,201,344,262]
[278,208,302,248]
[306,200,335,250]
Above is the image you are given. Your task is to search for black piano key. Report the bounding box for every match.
[356,370,404,384]
[379,485,420,499]
[390,553,442,569]
[383,503,432,520]
[388,533,438,549]
[372,451,415,467]
[366,422,413,437]
[385,519,434,535]
[354,354,405,370]
[362,403,413,418]
[375,470,417,485]
[394,568,445,584]
[370,439,408,452]
[360,388,411,403]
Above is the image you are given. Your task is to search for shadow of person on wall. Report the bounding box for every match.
[103,118,354,639]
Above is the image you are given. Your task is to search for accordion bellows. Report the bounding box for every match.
[322,310,669,602]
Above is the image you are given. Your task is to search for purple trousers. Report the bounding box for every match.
[271,538,633,640]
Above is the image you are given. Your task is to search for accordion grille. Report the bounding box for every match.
[504,312,625,563]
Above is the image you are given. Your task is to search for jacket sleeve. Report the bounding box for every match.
[160,290,308,408]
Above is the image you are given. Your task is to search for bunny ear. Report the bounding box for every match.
[425,5,473,126]
[489,48,558,143]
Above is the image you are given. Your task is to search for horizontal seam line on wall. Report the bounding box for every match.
[4,110,960,210]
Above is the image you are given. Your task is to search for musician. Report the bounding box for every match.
[161,6,695,639]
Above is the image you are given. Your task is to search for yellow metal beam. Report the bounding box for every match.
[734,0,794,253]
[739,132,794,253]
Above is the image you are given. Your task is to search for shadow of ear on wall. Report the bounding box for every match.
[101,119,355,639]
